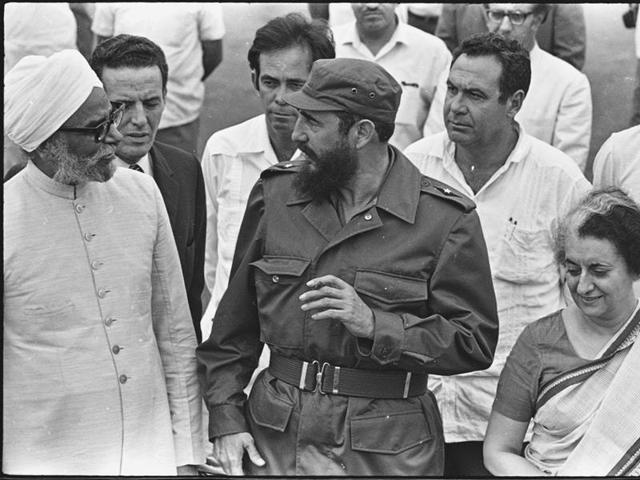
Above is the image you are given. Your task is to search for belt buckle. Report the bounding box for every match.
[299,360,319,391]
[316,362,335,395]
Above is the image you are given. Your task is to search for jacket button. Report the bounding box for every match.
[119,375,128,384]
[364,213,372,221]
[272,275,279,283]
[112,345,121,354]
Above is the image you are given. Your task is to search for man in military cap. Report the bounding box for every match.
[197,57,499,476]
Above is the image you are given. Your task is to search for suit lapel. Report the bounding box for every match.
[150,144,179,225]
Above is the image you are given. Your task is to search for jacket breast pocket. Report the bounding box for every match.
[354,269,428,316]
[251,256,311,347]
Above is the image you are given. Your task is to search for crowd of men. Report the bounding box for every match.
[4,3,640,476]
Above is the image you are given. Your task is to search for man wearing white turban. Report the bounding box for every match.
[3,49,205,475]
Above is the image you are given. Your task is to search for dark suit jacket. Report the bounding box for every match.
[151,141,206,343]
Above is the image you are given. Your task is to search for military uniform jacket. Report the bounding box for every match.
[197,147,499,448]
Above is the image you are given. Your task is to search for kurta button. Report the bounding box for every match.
[272,275,279,283]
[364,213,372,221]
[84,232,94,241]
[119,375,128,384]
[112,345,121,354]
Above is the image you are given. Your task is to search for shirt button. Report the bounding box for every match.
[364,213,373,221]
[74,204,85,214]
[272,275,279,283]
[97,288,109,298]
[112,345,121,354]
[119,375,128,384]
[84,232,94,242]
[104,317,115,327]
[91,260,101,270]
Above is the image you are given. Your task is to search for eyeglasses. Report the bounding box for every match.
[485,9,534,25]
[59,102,125,143]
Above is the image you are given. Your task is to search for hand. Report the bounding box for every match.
[299,275,374,339]
[212,432,265,475]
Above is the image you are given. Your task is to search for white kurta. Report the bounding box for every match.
[3,162,204,475]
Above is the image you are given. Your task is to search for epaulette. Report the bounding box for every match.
[260,159,306,179]
[419,176,476,213]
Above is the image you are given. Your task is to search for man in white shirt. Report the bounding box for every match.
[91,3,225,156]
[424,3,592,171]
[404,32,590,476]
[593,125,640,204]
[332,3,451,150]
[200,13,335,339]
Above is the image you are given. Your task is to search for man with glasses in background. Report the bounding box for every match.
[426,3,592,171]
[3,49,204,475]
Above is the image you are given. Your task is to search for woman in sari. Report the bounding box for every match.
[483,187,640,476]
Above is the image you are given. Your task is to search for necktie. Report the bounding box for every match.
[129,163,144,173]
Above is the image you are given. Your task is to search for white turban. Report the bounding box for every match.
[4,49,103,152]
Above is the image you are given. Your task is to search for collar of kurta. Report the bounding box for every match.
[287,145,421,224]
[24,159,91,199]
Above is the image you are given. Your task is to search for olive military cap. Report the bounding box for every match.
[283,58,402,124]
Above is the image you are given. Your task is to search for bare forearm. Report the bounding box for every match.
[485,451,550,476]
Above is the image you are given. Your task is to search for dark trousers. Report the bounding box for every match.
[632,59,640,127]
[155,117,200,158]
[444,441,492,477]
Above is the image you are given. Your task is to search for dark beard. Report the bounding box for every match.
[293,137,358,201]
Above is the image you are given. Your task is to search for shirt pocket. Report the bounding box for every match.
[354,269,429,317]
[493,225,557,285]
[251,256,311,347]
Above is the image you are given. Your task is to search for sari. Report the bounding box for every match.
[524,303,640,476]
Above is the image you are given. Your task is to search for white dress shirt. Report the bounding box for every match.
[92,3,225,129]
[424,43,592,171]
[404,127,591,442]
[592,125,640,203]
[201,114,300,338]
[332,20,451,150]
[113,153,152,177]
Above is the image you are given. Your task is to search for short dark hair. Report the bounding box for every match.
[452,32,531,102]
[554,187,640,276]
[90,34,168,94]
[335,111,395,143]
[248,13,335,80]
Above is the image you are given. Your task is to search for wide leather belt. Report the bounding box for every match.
[269,353,427,399]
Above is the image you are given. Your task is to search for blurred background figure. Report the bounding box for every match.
[436,3,586,70]
[69,3,96,60]
[332,3,451,150]
[309,2,408,28]
[593,125,640,204]
[484,188,640,476]
[4,3,79,179]
[631,3,640,126]
[406,4,442,35]
[92,3,225,157]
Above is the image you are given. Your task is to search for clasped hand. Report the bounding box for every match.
[299,275,374,339]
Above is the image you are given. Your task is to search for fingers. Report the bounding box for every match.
[245,439,266,468]
[306,274,348,290]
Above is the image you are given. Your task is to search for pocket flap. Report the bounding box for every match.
[248,376,295,433]
[351,409,431,454]
[355,270,428,304]
[250,256,310,276]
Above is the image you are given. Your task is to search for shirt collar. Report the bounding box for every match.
[341,18,407,57]
[23,159,89,199]
[113,153,152,176]
[287,146,421,224]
